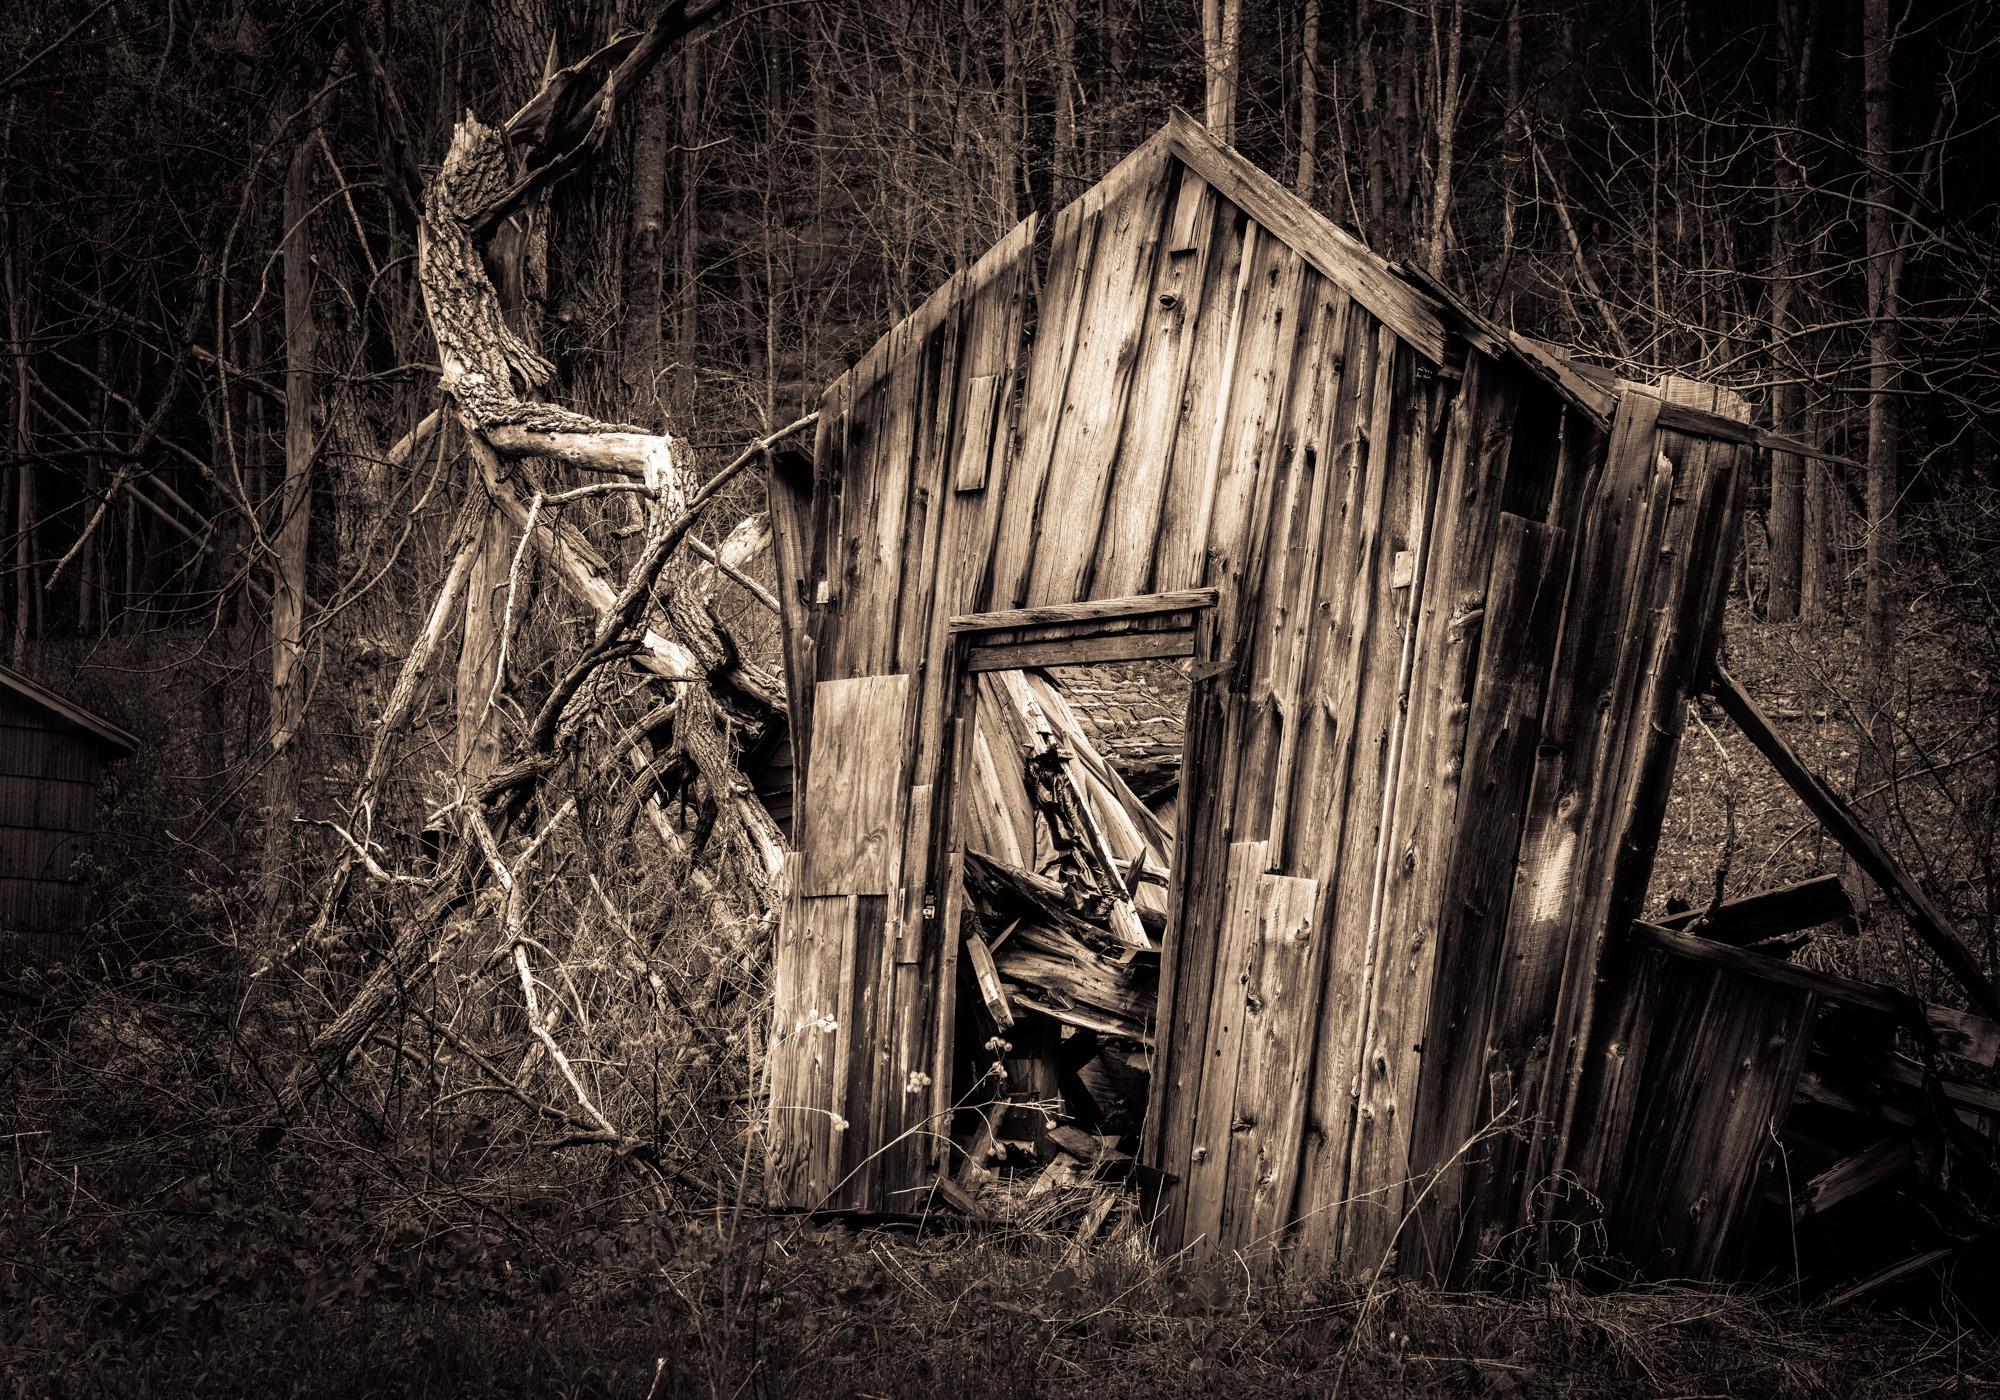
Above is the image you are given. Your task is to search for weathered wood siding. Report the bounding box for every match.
[767,114,1757,1278]
[0,690,109,963]
[1405,402,1755,1277]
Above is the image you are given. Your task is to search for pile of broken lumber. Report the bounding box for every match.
[942,667,1172,1222]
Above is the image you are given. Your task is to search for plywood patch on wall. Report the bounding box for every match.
[798,673,913,896]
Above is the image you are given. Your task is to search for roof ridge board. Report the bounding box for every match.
[0,662,139,754]
[1158,108,1451,365]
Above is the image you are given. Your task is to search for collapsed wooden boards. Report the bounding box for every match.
[1629,921,1999,1065]
[1711,665,2000,1020]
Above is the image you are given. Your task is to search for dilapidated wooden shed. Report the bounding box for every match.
[763,113,1997,1281]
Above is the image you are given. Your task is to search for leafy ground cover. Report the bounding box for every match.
[5,966,1996,1400]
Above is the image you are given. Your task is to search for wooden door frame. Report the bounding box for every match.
[925,587,1220,1172]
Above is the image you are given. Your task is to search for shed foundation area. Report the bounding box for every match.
[763,115,1999,1280]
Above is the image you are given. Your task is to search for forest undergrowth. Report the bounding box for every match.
[4,991,1995,1400]
[5,505,1999,1398]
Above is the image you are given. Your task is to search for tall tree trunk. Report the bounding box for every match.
[1861,0,1899,690]
[1296,0,1321,198]
[4,247,30,669]
[1855,0,1902,925]
[1052,0,1079,204]
[1423,0,1462,277]
[1202,0,1239,144]
[621,71,669,424]
[1357,0,1385,239]
[671,41,701,422]
[1801,412,1828,621]
[1496,0,1521,318]
[1765,0,1813,621]
[263,138,318,913]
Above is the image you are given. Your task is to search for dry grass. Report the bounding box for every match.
[4,971,1993,1400]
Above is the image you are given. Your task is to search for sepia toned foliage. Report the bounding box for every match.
[0,0,1997,1388]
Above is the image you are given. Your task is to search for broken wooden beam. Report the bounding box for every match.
[996,672,1153,948]
[965,849,1138,949]
[964,930,1016,1030]
[948,587,1219,635]
[1630,920,2000,1064]
[1711,666,2000,1018]
[1650,874,1853,947]
[929,1176,987,1218]
[1793,1137,1914,1220]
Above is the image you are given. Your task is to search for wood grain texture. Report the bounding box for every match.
[1630,921,1998,1064]
[950,587,1218,635]
[766,119,1765,1285]
[796,674,913,897]
[1404,511,1569,1277]
[964,630,1195,673]
[1602,954,1816,1277]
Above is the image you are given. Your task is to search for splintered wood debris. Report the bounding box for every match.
[940,665,1167,1220]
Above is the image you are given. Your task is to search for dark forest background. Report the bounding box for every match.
[2,1,1999,1394]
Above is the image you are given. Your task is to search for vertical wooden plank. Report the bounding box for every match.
[1291,328,1423,1269]
[1177,304,1379,1254]
[1144,597,1231,1241]
[1545,431,1727,1183]
[953,375,1002,492]
[763,857,804,1198]
[1274,308,1386,875]
[1025,154,1178,607]
[1551,430,1751,1229]
[838,319,920,678]
[796,674,914,897]
[828,891,874,1205]
[885,298,963,678]
[1257,291,1353,866]
[984,186,1111,610]
[913,217,1038,788]
[1140,280,1351,1259]
[1180,839,1270,1256]
[767,886,856,1207]
[1340,356,1525,1266]
[1326,336,1453,1266]
[1201,244,1313,607]
[1149,223,1262,591]
[1224,870,1325,1255]
[1147,207,1255,592]
[1403,513,1570,1278]
[1089,170,1222,598]
[1450,389,1667,1262]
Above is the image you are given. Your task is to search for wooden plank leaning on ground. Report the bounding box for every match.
[1710,666,2000,1020]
